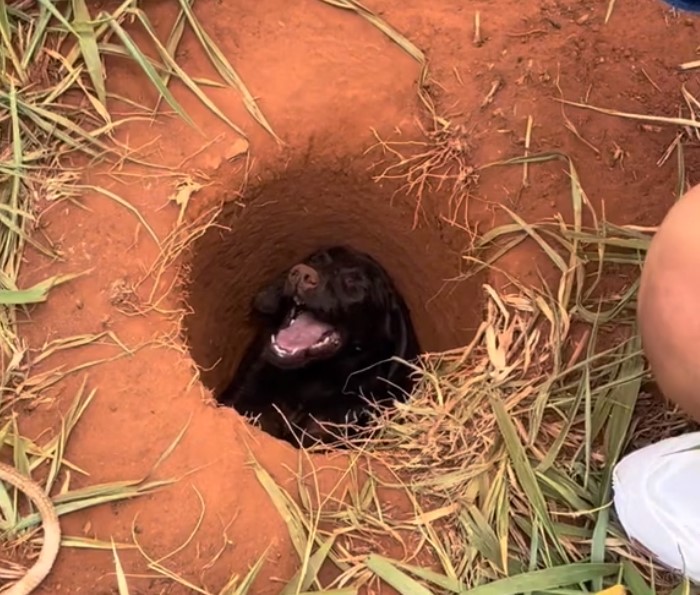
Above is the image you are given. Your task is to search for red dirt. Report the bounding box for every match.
[9,0,700,592]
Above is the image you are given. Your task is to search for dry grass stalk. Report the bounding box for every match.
[237,151,695,593]
[0,383,176,592]
[367,119,478,231]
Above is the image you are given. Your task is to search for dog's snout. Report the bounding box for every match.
[289,264,319,291]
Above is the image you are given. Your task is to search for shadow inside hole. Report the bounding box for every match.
[182,163,485,448]
[217,245,422,449]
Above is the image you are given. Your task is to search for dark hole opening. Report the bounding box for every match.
[216,245,422,449]
[181,162,484,449]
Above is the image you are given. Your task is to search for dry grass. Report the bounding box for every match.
[1,0,698,594]
[243,150,696,594]
[0,381,179,590]
[367,119,479,232]
[317,0,434,115]
[0,0,264,592]
[0,0,267,403]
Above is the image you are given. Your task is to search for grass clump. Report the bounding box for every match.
[243,152,694,594]
[0,0,273,408]
[0,380,175,591]
[0,0,266,590]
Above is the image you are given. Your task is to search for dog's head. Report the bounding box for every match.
[251,246,413,370]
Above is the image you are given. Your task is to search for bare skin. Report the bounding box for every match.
[0,462,61,595]
[638,183,700,423]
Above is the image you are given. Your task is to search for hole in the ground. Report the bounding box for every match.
[218,244,422,447]
[182,163,484,447]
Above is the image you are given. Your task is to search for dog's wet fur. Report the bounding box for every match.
[218,245,421,447]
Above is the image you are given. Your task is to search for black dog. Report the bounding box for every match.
[219,246,421,447]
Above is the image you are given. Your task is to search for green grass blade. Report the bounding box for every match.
[8,81,22,253]
[669,578,691,595]
[250,457,307,561]
[36,0,78,35]
[386,558,465,593]
[488,393,564,560]
[154,0,190,113]
[0,0,25,82]
[281,536,336,594]
[175,0,279,142]
[622,561,653,595]
[0,271,91,305]
[14,479,173,531]
[106,17,199,132]
[132,9,246,137]
[591,335,643,589]
[71,0,107,105]
[21,4,53,69]
[459,564,619,595]
[13,95,112,155]
[366,555,435,595]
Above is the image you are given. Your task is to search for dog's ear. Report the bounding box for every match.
[371,274,401,333]
[383,292,409,350]
[252,275,285,316]
[381,295,420,400]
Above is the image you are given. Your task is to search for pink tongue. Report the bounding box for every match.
[275,312,333,351]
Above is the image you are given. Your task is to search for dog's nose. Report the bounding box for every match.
[288,264,319,291]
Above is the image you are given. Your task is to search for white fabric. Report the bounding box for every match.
[613,432,700,583]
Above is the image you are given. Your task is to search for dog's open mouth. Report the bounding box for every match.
[269,303,342,366]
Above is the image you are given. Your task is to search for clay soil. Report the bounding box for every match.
[9,0,700,592]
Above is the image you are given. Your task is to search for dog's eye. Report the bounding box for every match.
[341,271,364,290]
[309,252,332,267]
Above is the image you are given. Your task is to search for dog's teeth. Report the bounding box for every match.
[271,335,293,356]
